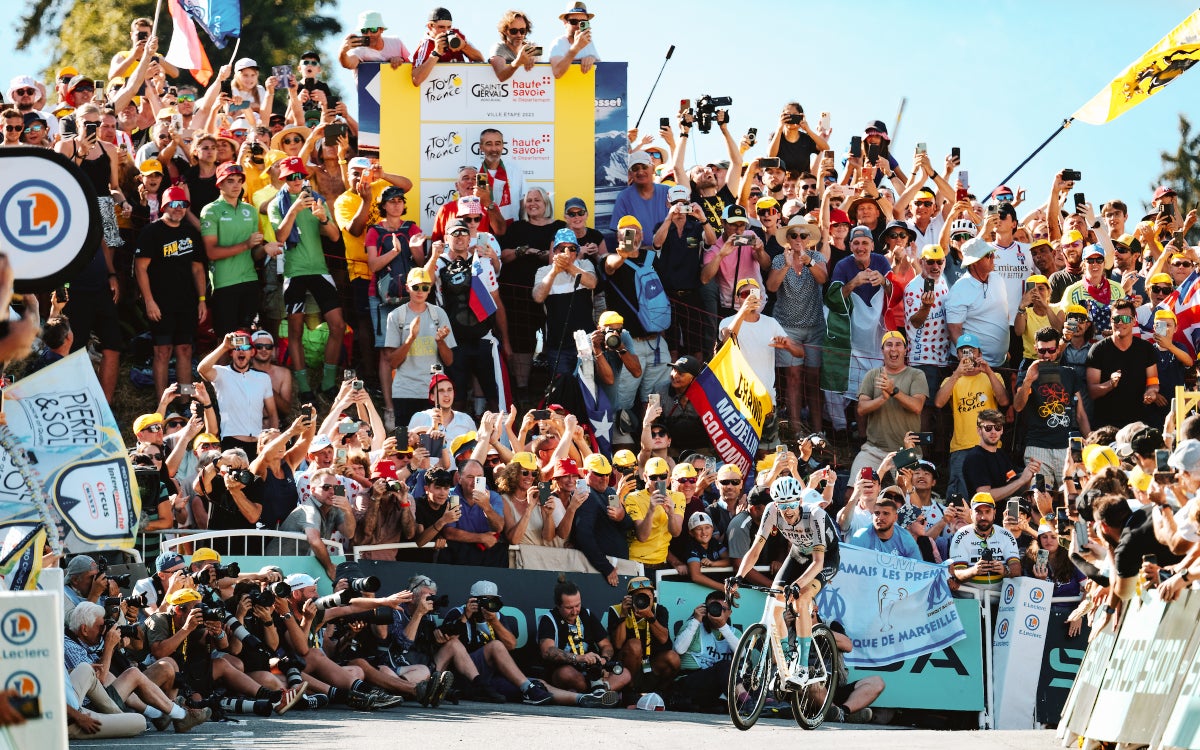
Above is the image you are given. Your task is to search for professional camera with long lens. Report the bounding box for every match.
[474,595,503,613]
[347,576,381,593]
[445,30,463,51]
[705,600,725,618]
[427,593,450,609]
[95,558,132,588]
[603,329,622,351]
[203,603,270,653]
[694,94,732,134]
[631,591,654,611]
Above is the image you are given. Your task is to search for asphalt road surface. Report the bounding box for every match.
[70,702,1062,749]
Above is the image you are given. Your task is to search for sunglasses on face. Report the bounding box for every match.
[178,93,196,102]
[980,424,1003,433]
[24,125,45,133]
[1113,314,1134,324]
[361,27,382,33]
[166,200,190,209]
[886,232,907,240]
[719,479,740,486]
[283,135,304,145]
[14,87,36,96]
[647,474,667,481]
[508,27,528,35]
[1085,257,1105,264]
[1114,246,1131,254]
[1173,261,1193,268]
[410,284,431,293]
[777,501,801,511]
[676,477,698,484]
[449,230,470,237]
[787,231,807,240]
[142,424,163,433]
[952,233,973,242]
[567,18,586,25]
[284,173,305,182]
[914,200,934,207]
[4,125,22,132]
[566,209,587,217]
[462,216,482,223]
[253,343,274,350]
[144,452,164,460]
[1035,347,1057,355]
[1151,285,1174,294]
[615,465,635,474]
[924,259,944,266]
[651,430,668,438]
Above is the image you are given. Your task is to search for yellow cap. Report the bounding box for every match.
[645,457,670,476]
[192,432,220,449]
[56,66,79,79]
[717,463,743,480]
[1128,465,1152,492]
[1026,274,1048,285]
[156,106,179,119]
[734,278,761,296]
[1155,308,1177,322]
[450,431,477,456]
[613,449,638,467]
[970,492,995,508]
[919,244,946,261]
[133,413,164,433]
[1082,444,1120,474]
[617,215,641,230]
[881,330,906,345]
[583,453,612,474]
[1149,273,1173,286]
[511,451,538,471]
[672,462,697,479]
[1030,237,1052,250]
[598,311,624,327]
[407,267,433,286]
[1065,304,1089,317]
[1115,233,1137,248]
[1062,229,1084,245]
[191,547,221,563]
[139,158,164,175]
[165,587,202,606]
[262,149,289,171]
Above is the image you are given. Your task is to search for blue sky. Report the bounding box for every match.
[4,0,1199,214]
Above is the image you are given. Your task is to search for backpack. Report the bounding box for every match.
[608,250,672,333]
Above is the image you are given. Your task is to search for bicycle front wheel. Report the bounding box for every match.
[790,623,841,730]
[727,623,772,730]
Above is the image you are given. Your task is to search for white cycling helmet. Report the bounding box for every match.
[949,218,978,238]
[770,476,805,503]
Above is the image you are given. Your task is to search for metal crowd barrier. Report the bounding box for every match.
[158,529,344,557]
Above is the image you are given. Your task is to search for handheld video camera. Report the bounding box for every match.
[694,95,732,134]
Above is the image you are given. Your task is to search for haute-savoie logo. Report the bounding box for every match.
[1,608,37,645]
[1,179,72,253]
[512,74,553,100]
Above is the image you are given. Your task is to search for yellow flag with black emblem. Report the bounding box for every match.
[1074,10,1200,124]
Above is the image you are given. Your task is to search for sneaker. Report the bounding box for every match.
[522,679,553,706]
[173,707,210,733]
[825,704,847,723]
[430,670,454,708]
[578,688,621,709]
[370,690,404,709]
[295,693,328,711]
[470,676,507,704]
[274,684,306,715]
[414,678,435,707]
[151,712,174,732]
[845,707,874,724]
[784,666,810,689]
[383,408,395,431]
[346,690,380,711]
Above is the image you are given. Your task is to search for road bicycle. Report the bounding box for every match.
[726,582,839,730]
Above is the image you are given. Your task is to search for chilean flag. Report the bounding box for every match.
[165,0,215,85]
[468,257,498,322]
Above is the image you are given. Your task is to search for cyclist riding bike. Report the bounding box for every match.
[728,475,838,687]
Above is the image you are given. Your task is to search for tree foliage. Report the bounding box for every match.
[18,0,342,87]
[1154,114,1200,227]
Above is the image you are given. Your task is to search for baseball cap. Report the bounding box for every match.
[722,204,749,223]
[583,453,612,474]
[757,197,780,212]
[1169,439,1200,473]
[956,333,981,350]
[469,580,499,597]
[156,551,185,573]
[859,467,880,482]
[278,156,308,178]
[308,434,332,451]
[1065,304,1090,318]
[216,161,244,184]
[553,458,581,478]
[285,572,317,589]
[1155,308,1177,322]
[407,267,433,286]
[864,119,889,138]
[717,463,743,481]
[848,225,873,242]
[553,227,578,248]
[193,432,221,450]
[914,459,938,477]
[1082,244,1104,260]
[598,311,624,327]
[645,457,670,476]
[428,7,452,22]
[735,278,760,296]
[667,185,690,203]
[628,151,653,169]
[56,65,79,80]
[511,452,539,471]
[234,57,259,72]
[747,485,772,506]
[1061,229,1085,245]
[920,244,946,261]
[449,431,477,457]
[612,449,638,467]
[372,459,400,480]
[970,492,995,509]
[564,197,587,213]
[617,215,641,230]
[192,547,221,563]
[1149,273,1174,286]
[139,158,164,175]
[347,156,373,171]
[1082,444,1120,474]
[1154,185,1177,201]
[671,355,702,377]
[134,413,164,433]
[166,588,203,606]
[163,186,189,205]
[688,512,714,530]
[380,185,406,204]
[1026,274,1049,285]
[64,555,96,579]
[445,218,469,234]
[672,462,697,479]
[881,330,905,345]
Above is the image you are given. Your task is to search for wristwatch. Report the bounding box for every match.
[1103,605,1117,615]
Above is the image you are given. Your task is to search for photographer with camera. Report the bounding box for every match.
[278,467,356,580]
[606,577,679,691]
[948,493,1022,590]
[671,590,741,712]
[411,7,484,86]
[675,107,743,228]
[65,601,209,735]
[340,11,411,72]
[537,580,627,704]
[193,447,263,554]
[63,554,109,621]
[132,551,188,614]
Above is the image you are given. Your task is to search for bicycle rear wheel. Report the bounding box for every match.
[790,623,840,730]
[727,623,772,730]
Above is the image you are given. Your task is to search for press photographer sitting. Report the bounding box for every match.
[671,590,740,712]
[606,577,679,692]
[65,601,209,734]
[538,580,630,698]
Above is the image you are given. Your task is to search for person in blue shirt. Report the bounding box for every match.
[608,151,669,241]
[850,495,921,559]
[444,459,507,566]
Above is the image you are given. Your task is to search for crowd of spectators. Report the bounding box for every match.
[3,0,1200,736]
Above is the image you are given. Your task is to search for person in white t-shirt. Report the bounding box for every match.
[338,10,411,71]
[985,202,1036,326]
[197,331,277,460]
[946,239,1010,368]
[717,278,800,397]
[549,3,600,78]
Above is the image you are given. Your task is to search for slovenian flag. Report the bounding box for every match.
[468,257,498,322]
[165,0,242,86]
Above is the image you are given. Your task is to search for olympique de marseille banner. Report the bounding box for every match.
[0,351,140,570]
[356,62,628,228]
[685,338,772,478]
[816,543,967,667]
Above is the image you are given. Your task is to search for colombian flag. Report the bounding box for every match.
[685,338,773,480]
[1074,10,1200,125]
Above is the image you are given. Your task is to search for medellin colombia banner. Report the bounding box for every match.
[0,351,140,588]
[686,338,772,477]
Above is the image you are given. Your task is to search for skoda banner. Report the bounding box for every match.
[0,147,102,292]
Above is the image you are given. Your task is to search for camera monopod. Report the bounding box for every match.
[633,45,675,131]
